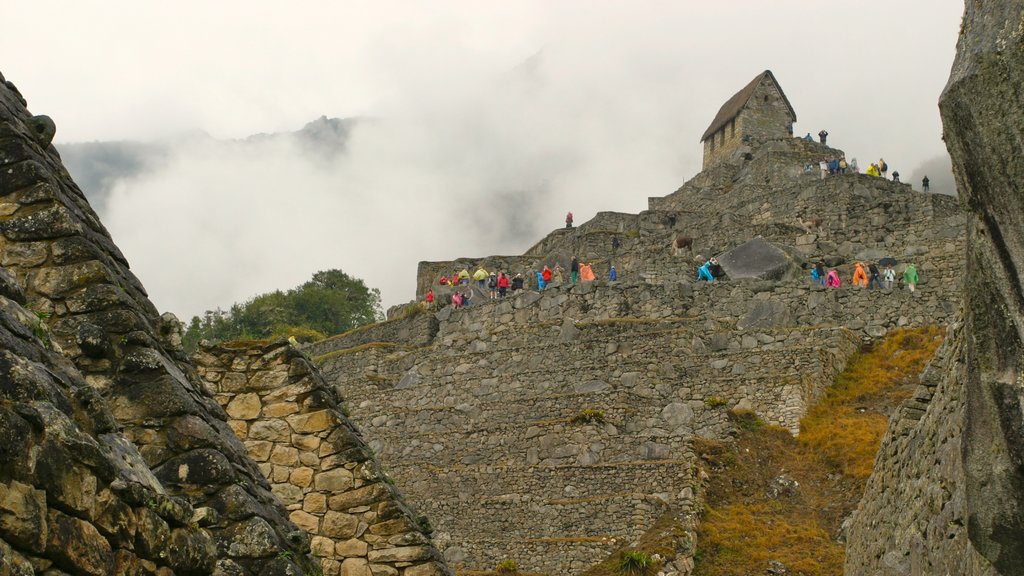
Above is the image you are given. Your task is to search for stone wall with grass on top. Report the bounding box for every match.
[194,339,450,576]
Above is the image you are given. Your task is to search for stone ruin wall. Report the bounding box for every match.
[1,71,316,573]
[419,162,964,310]
[0,267,223,575]
[845,319,996,575]
[847,1,1024,574]
[701,74,795,171]
[310,274,878,573]
[193,341,449,576]
[304,313,438,359]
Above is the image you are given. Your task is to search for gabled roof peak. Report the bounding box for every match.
[700,70,796,142]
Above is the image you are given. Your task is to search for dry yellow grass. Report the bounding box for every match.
[692,327,945,576]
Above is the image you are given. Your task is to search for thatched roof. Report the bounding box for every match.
[700,70,796,142]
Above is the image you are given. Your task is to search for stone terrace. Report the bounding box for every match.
[318,136,965,574]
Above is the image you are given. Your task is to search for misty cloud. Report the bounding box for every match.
[13,2,967,321]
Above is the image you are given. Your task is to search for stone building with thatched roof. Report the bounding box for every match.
[700,70,796,169]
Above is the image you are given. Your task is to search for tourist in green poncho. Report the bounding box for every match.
[903,264,919,293]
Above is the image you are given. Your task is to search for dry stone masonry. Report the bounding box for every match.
[194,340,448,576]
[1,71,316,574]
[849,2,1024,574]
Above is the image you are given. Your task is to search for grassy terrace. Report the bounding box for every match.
[692,326,945,576]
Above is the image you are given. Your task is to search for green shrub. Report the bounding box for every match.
[705,396,728,408]
[618,550,653,575]
[572,409,607,425]
[495,559,519,574]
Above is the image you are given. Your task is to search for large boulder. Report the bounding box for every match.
[717,237,804,281]
[939,1,1024,572]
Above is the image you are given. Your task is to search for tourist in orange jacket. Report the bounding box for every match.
[852,262,868,287]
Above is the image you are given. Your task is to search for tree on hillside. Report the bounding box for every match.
[182,269,382,352]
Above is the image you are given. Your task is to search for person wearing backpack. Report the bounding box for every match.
[879,158,888,178]
[487,272,498,300]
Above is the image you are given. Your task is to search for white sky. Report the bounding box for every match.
[1,1,965,319]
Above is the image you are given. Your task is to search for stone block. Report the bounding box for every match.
[337,538,369,557]
[403,562,445,576]
[244,440,273,462]
[367,546,432,563]
[287,410,336,434]
[316,469,355,492]
[322,511,360,539]
[225,393,262,420]
[304,493,328,514]
[0,480,47,552]
[289,510,320,534]
[342,558,372,576]
[289,467,314,488]
[328,483,389,511]
[247,420,291,442]
[269,445,299,466]
[263,402,299,418]
[310,535,335,557]
[292,434,321,451]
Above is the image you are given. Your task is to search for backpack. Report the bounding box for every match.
[488,275,497,288]
[881,162,888,172]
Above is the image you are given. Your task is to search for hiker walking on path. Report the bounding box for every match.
[497,272,510,297]
[542,265,553,287]
[473,266,488,289]
[813,261,826,285]
[511,273,524,292]
[879,158,888,178]
[609,265,617,281]
[825,269,841,288]
[852,262,868,287]
[883,265,896,290]
[903,264,919,293]
[452,291,463,309]
[487,272,498,300]
[458,268,470,285]
[553,264,564,284]
[818,129,829,144]
[612,236,620,254]
[819,159,828,180]
[579,263,596,282]
[868,262,883,290]
[922,176,930,191]
[425,289,434,310]
[536,270,545,291]
[566,212,574,228]
[571,257,580,284]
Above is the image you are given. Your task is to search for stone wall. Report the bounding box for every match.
[0,266,222,574]
[702,74,794,170]
[845,320,997,575]
[304,312,438,359]
[313,272,864,573]
[194,340,450,576]
[0,71,314,573]
[938,1,1024,571]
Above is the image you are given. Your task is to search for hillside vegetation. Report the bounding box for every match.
[182,268,382,351]
[692,327,945,576]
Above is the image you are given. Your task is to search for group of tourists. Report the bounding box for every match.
[430,257,616,309]
[810,261,919,292]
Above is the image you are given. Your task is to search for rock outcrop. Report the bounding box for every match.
[939,3,1024,572]
[849,2,1024,575]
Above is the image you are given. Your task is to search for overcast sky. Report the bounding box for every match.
[1,1,965,320]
